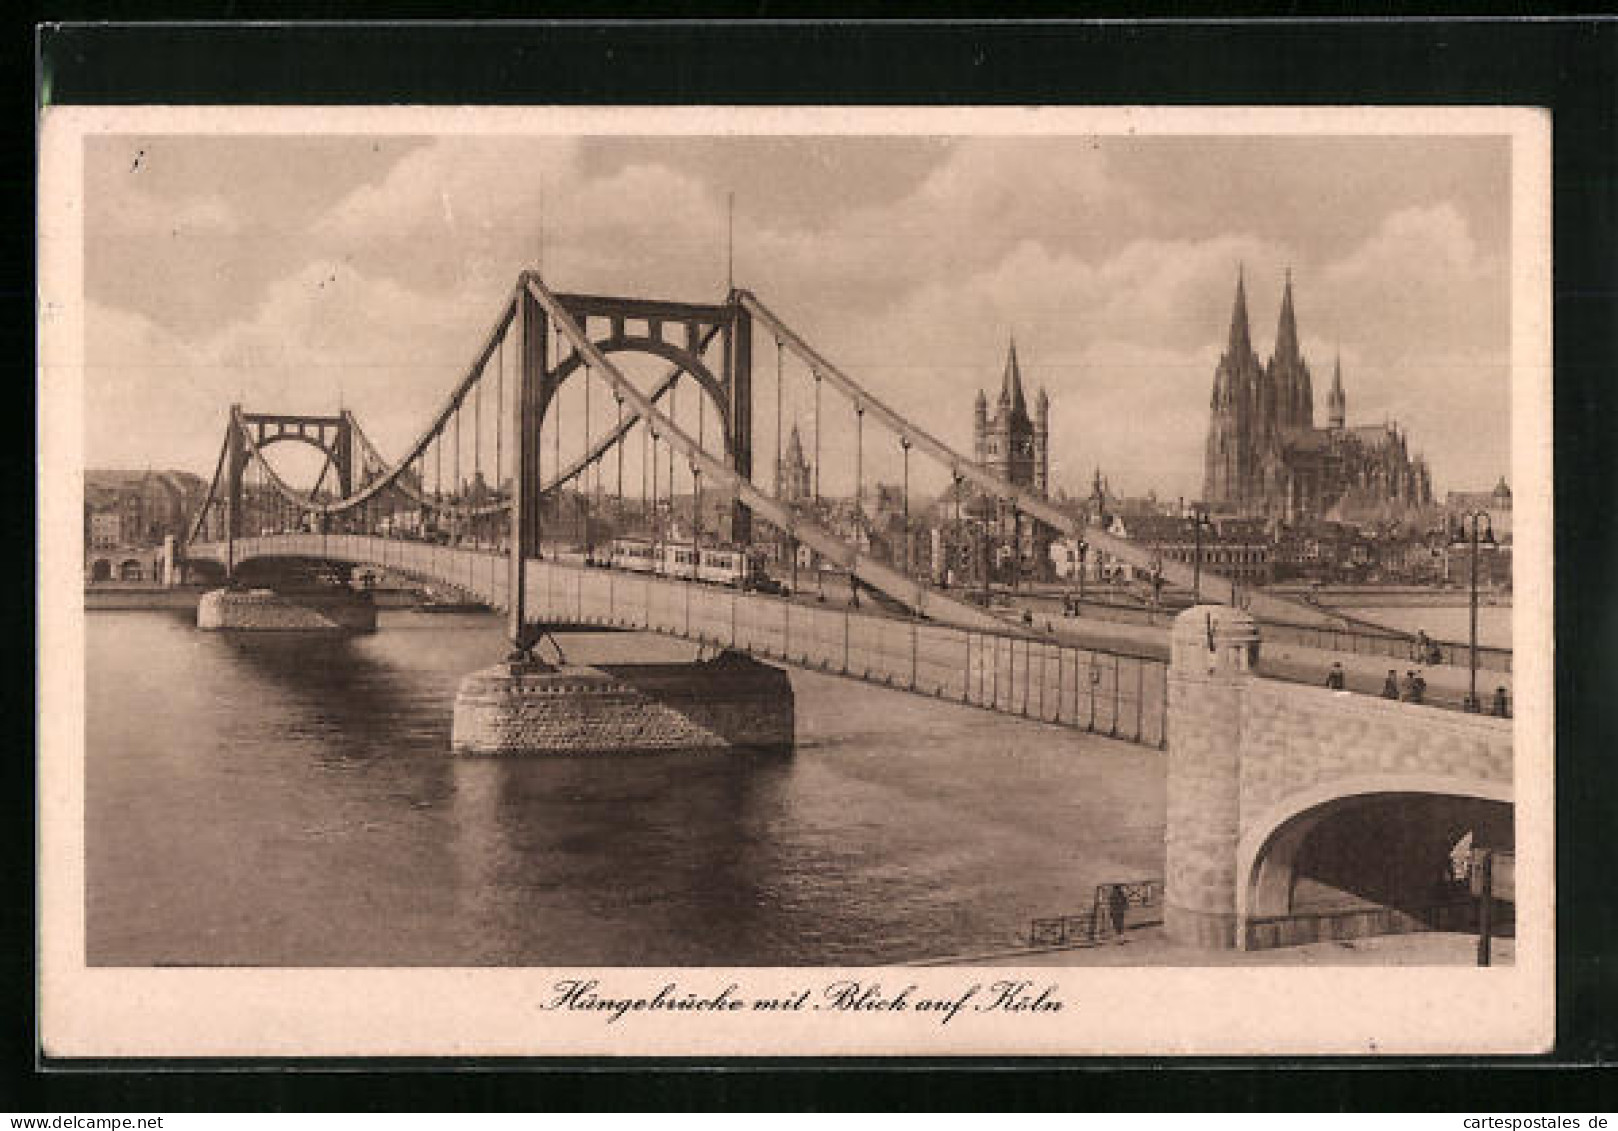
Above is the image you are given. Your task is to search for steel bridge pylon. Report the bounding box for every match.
[224,408,354,576]
[509,283,753,652]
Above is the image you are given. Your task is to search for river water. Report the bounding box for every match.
[1348,606,1513,650]
[87,610,1166,966]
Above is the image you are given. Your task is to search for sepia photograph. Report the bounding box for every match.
[38,104,1553,1057]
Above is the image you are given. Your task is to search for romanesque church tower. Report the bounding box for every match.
[973,337,1049,496]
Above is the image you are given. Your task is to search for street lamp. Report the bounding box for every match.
[1190,505,1214,604]
[1455,509,1497,712]
[1076,538,1089,610]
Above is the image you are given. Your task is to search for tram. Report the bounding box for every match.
[607,537,767,589]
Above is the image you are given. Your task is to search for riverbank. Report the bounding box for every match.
[86,584,436,611]
[84,585,208,610]
[915,925,1511,967]
[1273,584,1512,610]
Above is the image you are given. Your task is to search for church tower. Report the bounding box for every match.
[975,336,1044,494]
[1203,269,1265,510]
[777,421,812,505]
[1268,269,1314,432]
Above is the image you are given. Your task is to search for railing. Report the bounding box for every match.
[1259,617,1513,674]
[1028,879,1164,946]
[190,535,1171,749]
[535,558,1168,748]
[1045,593,1512,674]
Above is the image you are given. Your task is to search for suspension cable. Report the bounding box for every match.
[495,327,504,498]
[774,337,783,493]
[667,380,676,536]
[901,436,912,575]
[609,392,622,510]
[592,362,598,553]
[552,321,562,509]
[696,394,704,542]
[855,404,864,514]
[651,425,661,543]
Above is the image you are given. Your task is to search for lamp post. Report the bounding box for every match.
[1456,509,1496,712]
[1190,504,1213,604]
[1077,539,1089,610]
[977,519,989,606]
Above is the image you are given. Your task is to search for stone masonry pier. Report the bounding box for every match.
[451,649,794,757]
[197,586,378,632]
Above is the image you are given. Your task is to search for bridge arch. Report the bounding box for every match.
[88,557,112,582]
[548,336,733,454]
[1236,774,1513,925]
[118,557,146,581]
[249,429,344,464]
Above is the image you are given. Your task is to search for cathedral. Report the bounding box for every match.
[1202,270,1433,523]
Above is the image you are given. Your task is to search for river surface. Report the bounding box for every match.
[1347,606,1513,650]
[86,610,1165,966]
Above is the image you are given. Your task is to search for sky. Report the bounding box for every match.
[82,130,1513,503]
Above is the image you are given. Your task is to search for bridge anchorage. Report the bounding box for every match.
[1164,605,1512,950]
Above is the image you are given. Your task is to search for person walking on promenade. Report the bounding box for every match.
[1326,661,1346,691]
[1382,669,1400,699]
[1399,669,1427,704]
[1107,885,1129,936]
[1493,686,1511,718]
[1400,669,1427,705]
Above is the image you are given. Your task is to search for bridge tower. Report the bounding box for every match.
[506,281,755,655]
[223,407,354,577]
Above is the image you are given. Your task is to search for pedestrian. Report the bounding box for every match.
[1404,670,1426,705]
[1325,661,1346,691]
[1493,686,1510,718]
[1382,669,1399,699]
[1107,885,1129,936]
[1399,670,1419,702]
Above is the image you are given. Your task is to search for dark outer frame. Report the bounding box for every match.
[17,12,1618,1112]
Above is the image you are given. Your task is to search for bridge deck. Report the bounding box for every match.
[191,535,1169,748]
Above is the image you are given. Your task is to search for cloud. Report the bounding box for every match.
[81,134,1512,503]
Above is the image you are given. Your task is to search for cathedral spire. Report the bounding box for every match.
[1328,351,1346,430]
[1226,267,1253,360]
[1274,267,1302,364]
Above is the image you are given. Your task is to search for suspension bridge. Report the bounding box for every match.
[172,270,1515,948]
[184,271,1315,747]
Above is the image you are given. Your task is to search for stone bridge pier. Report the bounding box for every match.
[1165,605,1513,950]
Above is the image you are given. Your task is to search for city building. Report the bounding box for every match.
[1445,476,1513,541]
[88,512,121,550]
[1104,513,1274,588]
[83,469,208,550]
[1202,270,1433,523]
